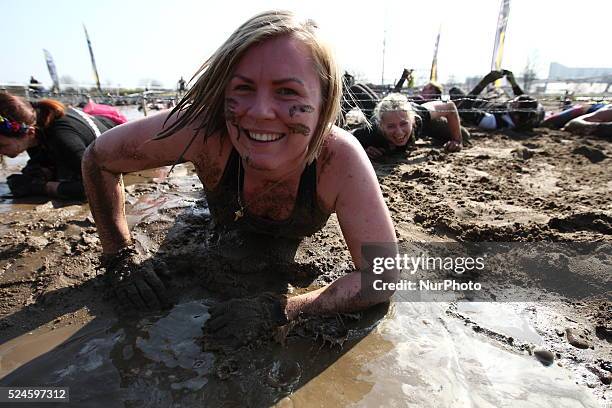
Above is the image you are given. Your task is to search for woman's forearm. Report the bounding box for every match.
[82,142,132,254]
[285,268,397,320]
[444,105,463,143]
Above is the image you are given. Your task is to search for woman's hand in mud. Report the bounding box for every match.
[6,174,47,197]
[202,293,289,352]
[365,146,386,159]
[444,140,462,153]
[102,246,170,311]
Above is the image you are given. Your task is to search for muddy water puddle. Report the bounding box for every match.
[0,300,601,407]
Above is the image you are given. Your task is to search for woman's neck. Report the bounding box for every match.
[242,150,309,185]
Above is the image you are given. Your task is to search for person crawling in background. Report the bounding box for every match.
[561,104,612,137]
[0,92,115,200]
[542,102,611,137]
[449,69,545,131]
[410,81,444,104]
[351,93,465,159]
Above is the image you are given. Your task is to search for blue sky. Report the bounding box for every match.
[3,0,611,88]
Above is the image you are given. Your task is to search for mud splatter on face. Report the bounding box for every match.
[225,98,248,141]
[289,104,315,118]
[287,124,312,137]
[224,98,239,125]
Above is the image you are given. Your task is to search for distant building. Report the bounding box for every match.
[548,62,612,81]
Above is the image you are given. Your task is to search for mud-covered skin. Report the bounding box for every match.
[287,104,316,137]
[81,140,132,253]
[287,123,312,137]
[201,293,288,352]
[289,104,315,118]
[224,98,239,126]
[101,245,169,311]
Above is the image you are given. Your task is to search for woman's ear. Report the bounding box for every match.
[25,126,38,146]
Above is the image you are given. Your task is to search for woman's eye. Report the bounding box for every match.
[234,84,253,91]
[277,88,298,96]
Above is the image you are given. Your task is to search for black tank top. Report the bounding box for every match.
[204,148,331,239]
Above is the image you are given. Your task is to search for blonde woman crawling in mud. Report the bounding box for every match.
[82,10,398,347]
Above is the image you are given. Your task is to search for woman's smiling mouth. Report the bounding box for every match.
[246,131,286,142]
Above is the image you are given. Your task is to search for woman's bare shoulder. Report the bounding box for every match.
[319,125,370,169]
[90,109,224,174]
[316,125,373,211]
[320,125,366,159]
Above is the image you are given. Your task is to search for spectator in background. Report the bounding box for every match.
[177,76,187,97]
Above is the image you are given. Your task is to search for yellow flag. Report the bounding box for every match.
[491,0,511,88]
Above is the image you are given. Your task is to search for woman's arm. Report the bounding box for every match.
[469,70,504,96]
[423,101,463,151]
[285,130,398,319]
[82,110,203,254]
[502,70,524,96]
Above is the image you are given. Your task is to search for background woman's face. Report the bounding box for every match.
[0,133,33,158]
[380,110,413,146]
[224,35,322,172]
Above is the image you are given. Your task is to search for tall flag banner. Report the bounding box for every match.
[490,0,511,88]
[429,26,441,82]
[83,24,102,92]
[43,49,60,92]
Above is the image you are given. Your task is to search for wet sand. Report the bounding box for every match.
[0,118,610,406]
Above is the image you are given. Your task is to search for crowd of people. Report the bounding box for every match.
[0,10,610,342]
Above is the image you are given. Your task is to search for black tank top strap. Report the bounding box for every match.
[205,147,331,239]
[297,158,318,210]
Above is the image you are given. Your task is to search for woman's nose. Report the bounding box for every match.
[247,91,276,121]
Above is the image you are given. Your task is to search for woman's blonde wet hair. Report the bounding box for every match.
[373,93,414,127]
[157,10,342,164]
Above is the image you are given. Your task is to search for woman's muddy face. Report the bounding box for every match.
[224,35,322,172]
[380,110,413,146]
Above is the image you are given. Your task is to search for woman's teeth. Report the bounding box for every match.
[247,132,285,142]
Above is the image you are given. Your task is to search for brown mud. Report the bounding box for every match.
[0,126,610,406]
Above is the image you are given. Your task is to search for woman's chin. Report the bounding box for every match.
[243,155,284,172]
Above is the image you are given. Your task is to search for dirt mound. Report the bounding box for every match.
[549,212,612,235]
[572,146,607,163]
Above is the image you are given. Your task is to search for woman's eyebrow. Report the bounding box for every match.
[230,75,304,87]
[272,78,305,86]
[231,74,254,84]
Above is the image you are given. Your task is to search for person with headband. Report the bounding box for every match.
[351,92,464,159]
[0,92,115,200]
[82,10,399,348]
